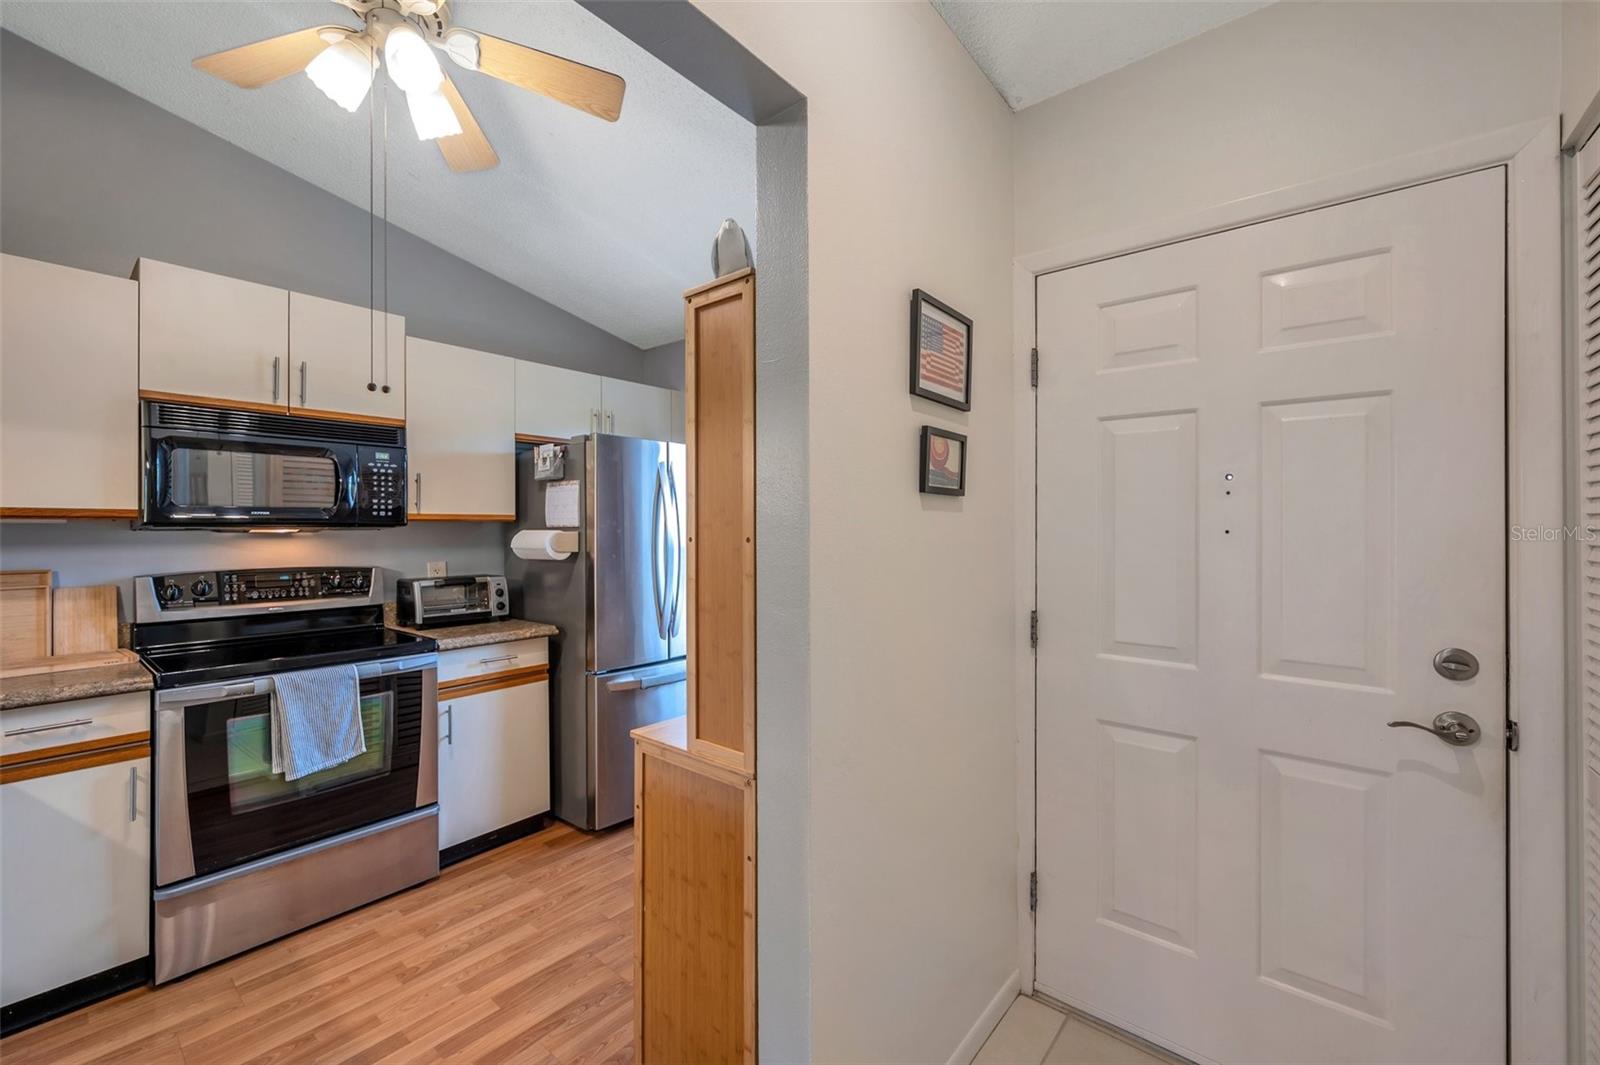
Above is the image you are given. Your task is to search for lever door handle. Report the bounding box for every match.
[1387,710,1481,747]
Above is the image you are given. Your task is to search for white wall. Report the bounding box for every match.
[695,3,1019,1061]
[1014,1,1564,255]
[1565,0,1600,142]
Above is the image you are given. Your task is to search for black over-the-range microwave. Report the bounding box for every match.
[141,400,407,529]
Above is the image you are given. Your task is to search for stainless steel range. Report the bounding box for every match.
[132,566,439,984]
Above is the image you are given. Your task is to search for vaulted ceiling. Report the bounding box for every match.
[0,1,756,349]
[932,1,1272,111]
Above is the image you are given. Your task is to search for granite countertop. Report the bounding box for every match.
[0,659,154,712]
[383,604,560,651]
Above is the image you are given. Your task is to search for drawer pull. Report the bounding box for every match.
[4,718,93,738]
[477,655,517,666]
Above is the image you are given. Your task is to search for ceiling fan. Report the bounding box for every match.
[191,0,625,173]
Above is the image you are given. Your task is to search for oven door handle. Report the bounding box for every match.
[154,655,438,707]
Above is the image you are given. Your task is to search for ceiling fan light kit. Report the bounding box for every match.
[305,33,375,113]
[190,0,627,172]
[405,84,462,140]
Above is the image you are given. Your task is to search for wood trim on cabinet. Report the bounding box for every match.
[0,508,139,521]
[683,270,757,775]
[0,738,149,784]
[633,742,756,1064]
[437,663,549,699]
[681,267,754,302]
[0,730,151,769]
[515,433,571,446]
[137,389,287,416]
[289,406,406,428]
[407,513,518,523]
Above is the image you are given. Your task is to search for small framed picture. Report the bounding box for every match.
[919,425,967,496]
[910,289,973,411]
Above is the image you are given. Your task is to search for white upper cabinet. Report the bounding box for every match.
[406,337,515,519]
[669,389,685,445]
[601,378,673,441]
[288,292,406,423]
[136,258,287,409]
[515,360,603,440]
[1,255,138,516]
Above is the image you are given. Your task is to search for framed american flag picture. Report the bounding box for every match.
[909,289,973,411]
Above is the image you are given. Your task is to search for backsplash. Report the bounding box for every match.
[0,521,507,622]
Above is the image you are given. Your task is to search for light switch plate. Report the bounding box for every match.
[426,561,447,578]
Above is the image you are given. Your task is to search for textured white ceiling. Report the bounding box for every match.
[0,0,755,348]
[932,0,1272,111]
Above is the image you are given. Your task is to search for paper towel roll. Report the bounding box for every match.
[511,528,579,561]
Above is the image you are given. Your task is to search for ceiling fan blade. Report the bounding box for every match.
[472,33,625,122]
[435,73,499,173]
[194,25,344,89]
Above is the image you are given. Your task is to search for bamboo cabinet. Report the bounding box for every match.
[633,268,756,1064]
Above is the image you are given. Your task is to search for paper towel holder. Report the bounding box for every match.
[511,528,580,561]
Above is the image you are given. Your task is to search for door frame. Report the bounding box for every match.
[1011,118,1566,1065]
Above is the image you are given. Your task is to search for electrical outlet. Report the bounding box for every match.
[426,561,447,578]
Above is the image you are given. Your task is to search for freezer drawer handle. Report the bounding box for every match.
[605,667,687,693]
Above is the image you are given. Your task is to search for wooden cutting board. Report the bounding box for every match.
[51,584,119,655]
[0,648,138,679]
[0,570,52,664]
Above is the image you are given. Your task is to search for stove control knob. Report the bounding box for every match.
[159,582,183,604]
[191,578,214,599]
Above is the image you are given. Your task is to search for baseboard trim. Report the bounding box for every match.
[439,812,551,868]
[949,969,1021,1065]
[0,956,149,1036]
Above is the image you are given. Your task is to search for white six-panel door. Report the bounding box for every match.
[1034,169,1506,1064]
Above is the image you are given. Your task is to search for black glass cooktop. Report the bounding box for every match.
[133,606,436,689]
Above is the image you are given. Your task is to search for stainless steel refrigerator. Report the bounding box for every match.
[508,434,686,830]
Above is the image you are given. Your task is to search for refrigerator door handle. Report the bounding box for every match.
[651,462,667,640]
[666,459,683,638]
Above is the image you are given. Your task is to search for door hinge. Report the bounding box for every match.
[1029,610,1038,650]
[1029,870,1038,914]
[1506,719,1520,752]
[1029,348,1039,389]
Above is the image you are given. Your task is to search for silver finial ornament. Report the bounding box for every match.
[711,218,751,278]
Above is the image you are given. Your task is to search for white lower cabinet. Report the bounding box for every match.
[437,678,551,851]
[0,755,150,1007]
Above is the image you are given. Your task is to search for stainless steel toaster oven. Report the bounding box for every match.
[395,575,509,627]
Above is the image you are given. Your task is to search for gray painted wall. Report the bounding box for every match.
[0,30,672,386]
[753,99,810,1064]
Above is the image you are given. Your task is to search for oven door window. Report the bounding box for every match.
[225,691,393,813]
[179,672,424,877]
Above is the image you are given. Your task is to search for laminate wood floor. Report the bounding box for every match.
[1,823,635,1065]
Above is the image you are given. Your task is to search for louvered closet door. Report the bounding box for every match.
[1035,168,1506,1065]
[1576,126,1600,1065]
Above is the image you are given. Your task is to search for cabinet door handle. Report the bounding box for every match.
[605,410,615,433]
[4,717,92,737]
[128,765,138,823]
[477,655,517,666]
[442,705,453,746]
[272,356,281,404]
[414,473,422,512]
[298,361,308,406]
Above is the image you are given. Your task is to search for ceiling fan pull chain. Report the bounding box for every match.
[381,67,392,395]
[367,53,377,394]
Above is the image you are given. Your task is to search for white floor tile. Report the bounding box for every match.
[1042,1018,1169,1065]
[973,996,1067,1065]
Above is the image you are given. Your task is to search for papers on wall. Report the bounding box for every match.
[544,480,581,528]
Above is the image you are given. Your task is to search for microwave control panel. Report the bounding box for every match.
[148,567,375,609]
